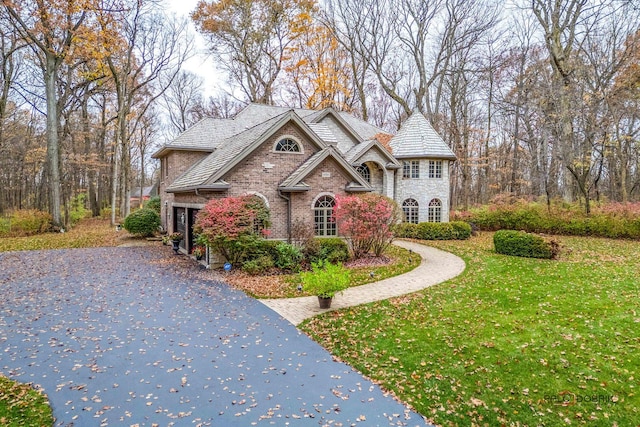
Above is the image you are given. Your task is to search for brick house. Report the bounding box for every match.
[152,103,455,255]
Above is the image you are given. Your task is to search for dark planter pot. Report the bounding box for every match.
[318,296,333,309]
[172,240,181,253]
[195,254,203,261]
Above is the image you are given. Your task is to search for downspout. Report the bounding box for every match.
[278,190,291,243]
[393,168,398,202]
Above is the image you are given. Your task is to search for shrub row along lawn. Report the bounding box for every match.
[301,233,640,426]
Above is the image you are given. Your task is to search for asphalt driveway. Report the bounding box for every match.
[0,246,429,426]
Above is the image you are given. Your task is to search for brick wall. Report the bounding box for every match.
[159,151,210,232]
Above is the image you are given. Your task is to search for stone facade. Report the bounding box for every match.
[394,159,451,223]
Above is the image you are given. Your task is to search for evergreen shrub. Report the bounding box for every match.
[145,196,161,214]
[123,208,160,237]
[274,242,303,272]
[493,230,559,259]
[393,221,471,240]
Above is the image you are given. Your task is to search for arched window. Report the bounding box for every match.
[428,198,442,222]
[355,164,370,183]
[246,195,270,233]
[275,138,301,153]
[402,199,419,224]
[314,195,336,236]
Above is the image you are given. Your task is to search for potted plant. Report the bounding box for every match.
[192,245,205,261]
[299,261,351,309]
[168,232,183,253]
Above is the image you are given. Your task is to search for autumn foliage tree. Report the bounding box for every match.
[283,14,353,110]
[333,193,399,258]
[192,0,315,104]
[194,195,270,263]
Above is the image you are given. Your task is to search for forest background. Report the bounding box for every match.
[0,0,638,227]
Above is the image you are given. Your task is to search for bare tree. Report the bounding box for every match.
[192,0,315,104]
[3,0,89,226]
[98,0,192,222]
[529,0,638,212]
[160,70,205,136]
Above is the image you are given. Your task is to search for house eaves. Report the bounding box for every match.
[152,146,213,159]
[166,181,231,194]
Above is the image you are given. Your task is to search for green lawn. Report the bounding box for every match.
[301,233,640,426]
[0,376,53,426]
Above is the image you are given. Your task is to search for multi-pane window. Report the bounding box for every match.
[428,199,442,222]
[275,138,301,152]
[314,195,336,236]
[402,199,419,224]
[428,160,442,178]
[402,160,420,178]
[356,164,370,183]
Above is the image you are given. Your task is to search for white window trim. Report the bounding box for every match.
[243,191,270,208]
[272,135,304,154]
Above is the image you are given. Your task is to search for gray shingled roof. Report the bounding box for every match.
[161,118,238,152]
[168,113,290,192]
[389,111,456,160]
[155,104,389,158]
[338,112,386,140]
[164,104,453,194]
[307,123,338,145]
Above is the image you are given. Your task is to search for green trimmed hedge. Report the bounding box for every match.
[393,221,472,240]
[493,230,559,259]
[123,208,160,237]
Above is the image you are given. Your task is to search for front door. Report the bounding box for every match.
[188,208,200,253]
[174,207,186,250]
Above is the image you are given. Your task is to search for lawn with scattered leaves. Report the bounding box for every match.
[0,218,143,252]
[0,376,53,426]
[301,233,640,426]
[223,244,418,298]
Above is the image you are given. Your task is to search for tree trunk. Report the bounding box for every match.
[44,53,62,227]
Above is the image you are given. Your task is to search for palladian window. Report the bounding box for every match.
[428,198,442,222]
[402,198,419,224]
[275,138,301,153]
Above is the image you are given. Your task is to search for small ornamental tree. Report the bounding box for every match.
[194,195,270,263]
[334,194,400,258]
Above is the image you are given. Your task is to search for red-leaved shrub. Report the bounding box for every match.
[333,194,400,258]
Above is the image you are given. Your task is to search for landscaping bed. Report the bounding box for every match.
[222,244,417,298]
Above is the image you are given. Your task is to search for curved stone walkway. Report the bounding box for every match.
[261,240,466,325]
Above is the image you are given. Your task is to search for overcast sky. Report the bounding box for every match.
[165,0,221,97]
